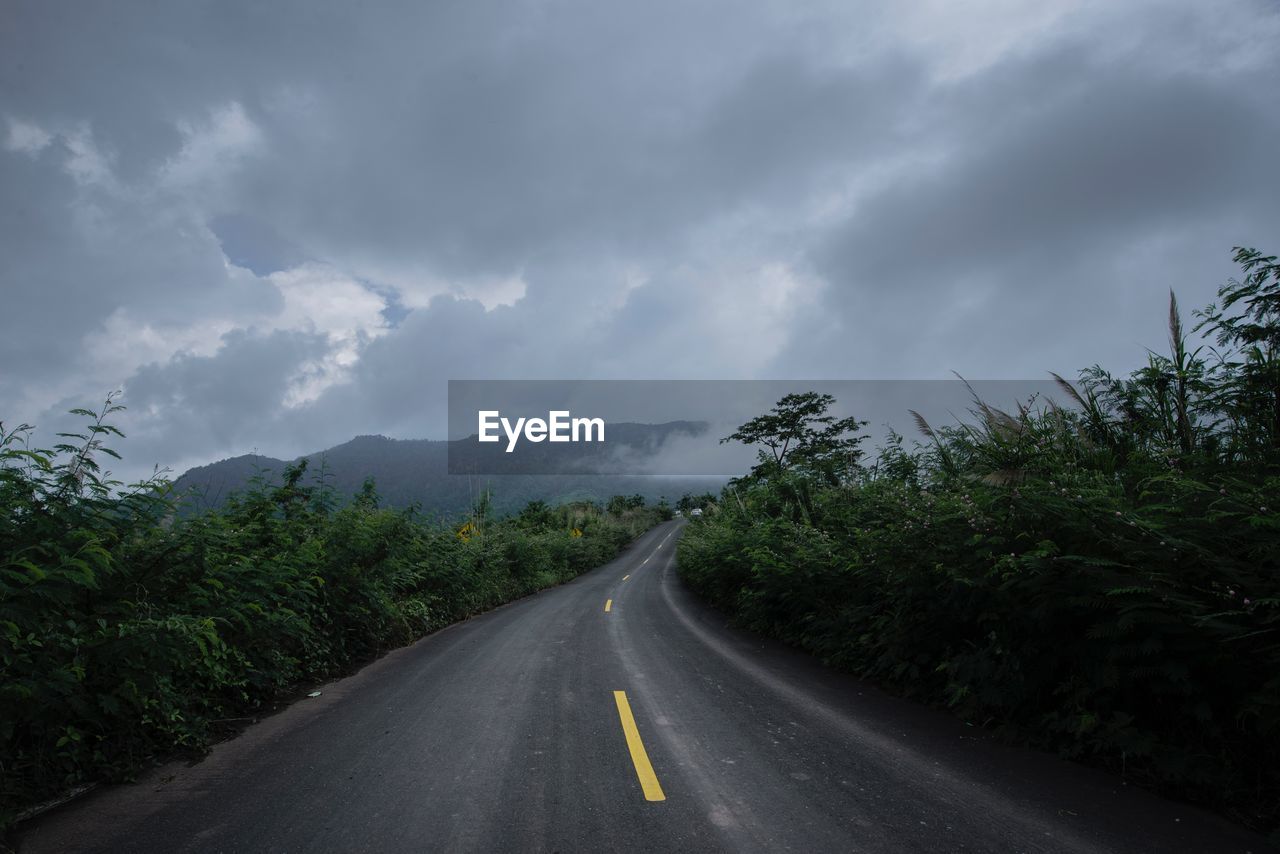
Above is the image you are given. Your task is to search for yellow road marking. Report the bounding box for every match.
[612,691,666,801]
[604,599,612,612]
[623,575,630,581]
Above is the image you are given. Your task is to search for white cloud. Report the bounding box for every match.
[266,263,390,405]
[85,308,238,380]
[331,258,529,312]
[77,260,390,415]
[269,263,387,343]
[161,101,263,189]
[63,127,116,188]
[4,117,52,154]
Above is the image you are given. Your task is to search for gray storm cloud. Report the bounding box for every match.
[2,0,1278,481]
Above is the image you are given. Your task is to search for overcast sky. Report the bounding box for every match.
[3,0,1279,481]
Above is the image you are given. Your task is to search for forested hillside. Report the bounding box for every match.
[678,247,1280,834]
[174,430,725,518]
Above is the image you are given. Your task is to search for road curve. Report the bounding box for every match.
[18,520,1272,853]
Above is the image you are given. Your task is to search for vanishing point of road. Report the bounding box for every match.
[18,521,1273,853]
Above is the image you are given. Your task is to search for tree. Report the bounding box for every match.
[606,494,646,515]
[516,499,554,529]
[722,392,866,483]
[676,492,717,512]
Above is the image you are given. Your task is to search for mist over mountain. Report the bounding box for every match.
[172,424,726,518]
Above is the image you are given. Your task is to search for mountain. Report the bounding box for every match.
[172,425,725,519]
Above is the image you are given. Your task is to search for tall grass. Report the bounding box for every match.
[678,247,1280,832]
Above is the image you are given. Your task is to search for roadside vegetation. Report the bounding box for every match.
[678,247,1280,833]
[0,412,664,829]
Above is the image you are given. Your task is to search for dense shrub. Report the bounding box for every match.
[679,248,1280,832]
[0,407,661,828]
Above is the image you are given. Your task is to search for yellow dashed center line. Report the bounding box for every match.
[612,691,666,801]
[623,575,630,581]
[604,599,612,612]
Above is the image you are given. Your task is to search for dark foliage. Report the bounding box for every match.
[679,248,1280,834]
[0,408,662,828]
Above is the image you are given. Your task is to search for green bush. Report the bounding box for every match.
[0,407,662,828]
[679,248,1280,832]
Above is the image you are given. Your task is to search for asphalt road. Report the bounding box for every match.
[18,520,1273,853]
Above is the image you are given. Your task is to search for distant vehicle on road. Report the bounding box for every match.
[690,508,703,517]
[674,510,683,518]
